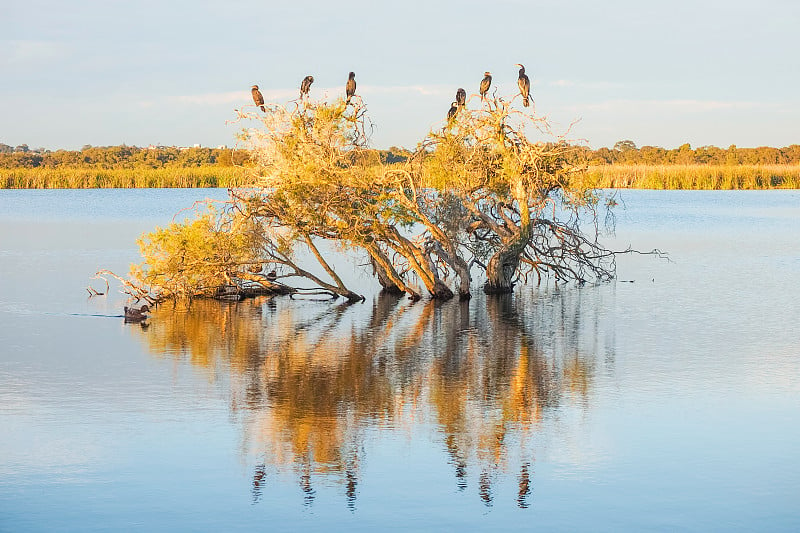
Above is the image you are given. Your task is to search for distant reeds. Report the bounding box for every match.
[3,163,800,190]
[0,166,246,189]
[578,164,800,190]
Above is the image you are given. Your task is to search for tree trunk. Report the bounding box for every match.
[484,189,531,295]
[384,228,453,300]
[423,237,471,300]
[366,244,420,299]
[483,242,525,294]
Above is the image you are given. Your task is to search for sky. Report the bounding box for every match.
[2,0,798,151]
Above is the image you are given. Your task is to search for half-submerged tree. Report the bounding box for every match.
[421,96,618,294]
[115,77,629,304]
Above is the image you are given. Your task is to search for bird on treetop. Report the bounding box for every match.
[479,72,492,100]
[447,102,458,122]
[346,72,357,104]
[251,85,265,112]
[300,75,314,98]
[456,87,466,108]
[515,64,531,108]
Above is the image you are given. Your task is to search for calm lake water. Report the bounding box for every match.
[1,189,799,531]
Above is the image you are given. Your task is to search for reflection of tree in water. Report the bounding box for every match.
[137,288,610,509]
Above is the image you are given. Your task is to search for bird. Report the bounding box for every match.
[479,72,492,100]
[124,304,150,323]
[447,101,458,122]
[516,64,531,107]
[251,85,265,112]
[345,72,357,104]
[455,87,466,108]
[300,75,314,98]
[266,270,278,282]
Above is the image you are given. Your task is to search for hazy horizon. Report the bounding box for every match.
[3,0,798,152]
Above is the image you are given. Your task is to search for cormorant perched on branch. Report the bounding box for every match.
[479,72,492,100]
[300,75,314,98]
[447,101,458,122]
[456,87,466,108]
[251,85,265,112]
[345,72,357,104]
[516,64,531,107]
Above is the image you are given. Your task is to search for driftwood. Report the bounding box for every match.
[86,275,109,297]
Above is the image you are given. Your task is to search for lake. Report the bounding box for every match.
[1,189,799,531]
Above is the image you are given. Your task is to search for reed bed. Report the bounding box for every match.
[579,164,800,190]
[4,163,800,190]
[1,166,246,189]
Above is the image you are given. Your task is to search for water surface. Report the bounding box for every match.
[1,189,799,531]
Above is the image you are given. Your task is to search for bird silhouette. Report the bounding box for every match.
[447,101,458,122]
[516,64,531,107]
[251,85,265,112]
[345,72,357,104]
[300,75,314,98]
[479,72,492,100]
[455,87,466,108]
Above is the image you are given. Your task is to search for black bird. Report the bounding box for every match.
[266,270,278,282]
[345,72,357,104]
[124,304,150,323]
[516,64,531,107]
[479,72,492,100]
[300,75,314,98]
[251,85,265,112]
[447,101,458,122]
[455,87,466,108]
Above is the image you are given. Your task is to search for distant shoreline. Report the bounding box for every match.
[0,166,245,189]
[2,164,799,190]
[579,163,800,190]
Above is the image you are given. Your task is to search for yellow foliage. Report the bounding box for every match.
[130,207,265,299]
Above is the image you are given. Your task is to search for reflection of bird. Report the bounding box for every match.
[516,64,530,107]
[455,87,466,108]
[479,72,492,100]
[300,75,314,98]
[345,72,357,104]
[251,85,265,112]
[124,304,150,322]
[447,102,458,122]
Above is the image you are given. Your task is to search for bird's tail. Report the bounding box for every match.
[260,105,266,112]
[523,97,529,108]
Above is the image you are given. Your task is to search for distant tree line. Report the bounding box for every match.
[583,140,800,166]
[4,140,798,170]
[0,144,247,169]
[0,142,413,169]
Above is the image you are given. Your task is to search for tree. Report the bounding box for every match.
[613,139,637,153]
[119,81,627,304]
[420,97,616,293]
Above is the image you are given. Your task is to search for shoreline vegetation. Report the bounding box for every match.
[2,142,800,190]
[1,166,246,189]
[4,163,800,190]
[581,164,800,190]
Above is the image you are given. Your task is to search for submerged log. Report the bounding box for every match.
[214,285,243,301]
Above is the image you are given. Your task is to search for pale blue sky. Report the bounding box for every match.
[2,0,798,150]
